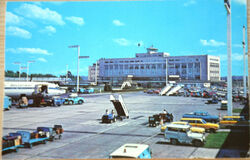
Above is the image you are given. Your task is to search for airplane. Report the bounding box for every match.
[4,81,66,100]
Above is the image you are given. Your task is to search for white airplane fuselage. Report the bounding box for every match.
[4,81,66,99]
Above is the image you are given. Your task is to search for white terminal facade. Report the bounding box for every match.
[88,47,220,86]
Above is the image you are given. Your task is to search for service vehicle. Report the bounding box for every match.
[2,134,22,153]
[64,93,85,105]
[149,113,173,127]
[109,143,152,159]
[180,118,219,133]
[51,96,65,106]
[15,131,49,148]
[3,96,12,110]
[182,111,219,123]
[220,116,247,125]
[220,100,228,110]
[161,121,205,134]
[164,123,205,147]
[79,88,94,94]
[102,113,117,123]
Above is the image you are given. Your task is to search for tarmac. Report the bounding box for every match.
[2,91,247,159]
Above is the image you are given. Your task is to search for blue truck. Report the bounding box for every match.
[64,94,85,105]
[3,96,12,110]
[182,111,219,123]
[79,88,94,94]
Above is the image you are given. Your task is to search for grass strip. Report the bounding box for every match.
[204,132,229,148]
[233,108,243,113]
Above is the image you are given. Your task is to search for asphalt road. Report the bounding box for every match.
[2,92,237,159]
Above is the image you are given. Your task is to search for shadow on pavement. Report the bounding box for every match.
[216,102,249,158]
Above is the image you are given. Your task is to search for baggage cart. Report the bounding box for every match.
[16,131,49,148]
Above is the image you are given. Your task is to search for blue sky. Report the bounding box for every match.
[5,0,247,77]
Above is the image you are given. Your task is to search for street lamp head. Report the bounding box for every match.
[79,56,90,59]
[68,45,79,48]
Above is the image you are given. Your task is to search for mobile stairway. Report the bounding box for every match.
[159,84,173,96]
[166,85,182,96]
[110,95,129,119]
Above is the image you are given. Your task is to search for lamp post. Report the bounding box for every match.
[14,62,21,81]
[68,45,89,92]
[224,0,232,116]
[27,60,35,82]
[95,60,98,85]
[243,26,247,98]
[166,58,168,86]
[66,64,68,84]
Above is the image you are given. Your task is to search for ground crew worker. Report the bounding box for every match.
[163,109,167,114]
[105,109,108,115]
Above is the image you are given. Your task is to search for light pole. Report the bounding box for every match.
[14,62,21,81]
[68,45,89,92]
[224,0,232,116]
[243,26,247,98]
[27,60,35,82]
[166,58,168,86]
[66,64,68,84]
[95,60,98,85]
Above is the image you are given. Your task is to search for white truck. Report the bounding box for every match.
[164,123,205,147]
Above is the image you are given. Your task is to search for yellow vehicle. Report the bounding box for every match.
[220,116,246,125]
[180,118,219,133]
[161,121,205,134]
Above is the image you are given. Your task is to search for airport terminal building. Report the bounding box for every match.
[88,47,220,86]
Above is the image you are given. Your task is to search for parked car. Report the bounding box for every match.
[182,111,219,123]
[205,98,218,104]
[161,121,205,134]
[190,91,202,97]
[164,123,205,147]
[180,118,219,133]
[220,116,247,125]
[109,143,152,158]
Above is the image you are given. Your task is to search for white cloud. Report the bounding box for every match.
[207,50,216,53]
[6,11,35,28]
[6,48,52,55]
[200,39,226,47]
[113,38,131,46]
[65,16,84,26]
[219,53,243,61]
[6,12,22,25]
[6,26,31,39]
[232,0,246,5]
[184,0,196,7]
[15,3,65,25]
[39,25,56,35]
[113,20,125,26]
[37,58,47,62]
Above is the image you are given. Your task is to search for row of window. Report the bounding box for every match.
[210,63,219,68]
[104,64,167,70]
[210,71,219,74]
